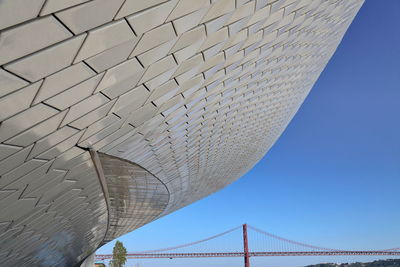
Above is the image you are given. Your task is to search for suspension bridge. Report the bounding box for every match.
[95,224,400,266]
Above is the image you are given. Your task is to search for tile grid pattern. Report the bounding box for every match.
[98,153,169,245]
[0,0,363,265]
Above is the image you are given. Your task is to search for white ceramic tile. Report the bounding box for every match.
[167,0,209,21]
[36,131,84,160]
[79,113,120,141]
[158,94,184,115]
[95,58,144,93]
[174,54,203,77]
[126,1,177,36]
[204,12,232,34]
[228,16,251,35]
[136,40,176,67]
[115,0,169,19]
[255,0,269,10]
[5,111,67,147]
[202,43,224,61]
[33,62,95,104]
[174,64,200,84]
[131,23,177,56]
[51,147,86,169]
[173,37,204,63]
[0,145,33,176]
[94,125,135,151]
[0,104,59,142]
[0,81,42,121]
[15,164,64,196]
[226,1,255,24]
[100,74,145,100]
[200,0,236,23]
[44,73,103,110]
[247,4,271,26]
[55,0,125,34]
[28,126,79,159]
[144,67,178,91]
[61,93,109,125]
[201,27,229,52]
[199,52,225,73]
[0,0,45,30]
[172,6,209,35]
[171,25,206,53]
[0,194,37,218]
[140,55,177,83]
[111,85,150,114]
[75,20,136,62]
[0,69,29,98]
[128,103,159,127]
[68,100,116,130]
[146,80,179,105]
[85,40,137,73]
[4,34,86,82]
[176,74,203,96]
[79,119,124,147]
[0,144,22,162]
[40,0,90,15]
[0,16,72,65]
[262,6,285,27]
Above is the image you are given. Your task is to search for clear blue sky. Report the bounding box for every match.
[97,1,400,266]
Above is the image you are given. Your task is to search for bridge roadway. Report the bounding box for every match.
[96,251,400,259]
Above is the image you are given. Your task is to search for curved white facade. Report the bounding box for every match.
[0,0,363,265]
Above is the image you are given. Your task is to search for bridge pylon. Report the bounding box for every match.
[243,224,250,267]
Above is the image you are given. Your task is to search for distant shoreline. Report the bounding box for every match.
[305,258,400,267]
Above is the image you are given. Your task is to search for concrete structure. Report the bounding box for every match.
[0,0,363,266]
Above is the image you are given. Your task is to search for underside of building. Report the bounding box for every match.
[0,0,363,266]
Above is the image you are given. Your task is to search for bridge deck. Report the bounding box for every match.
[96,251,400,259]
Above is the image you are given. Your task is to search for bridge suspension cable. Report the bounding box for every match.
[247,225,337,251]
[95,224,400,264]
[131,224,242,254]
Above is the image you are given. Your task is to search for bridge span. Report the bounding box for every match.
[96,224,400,266]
